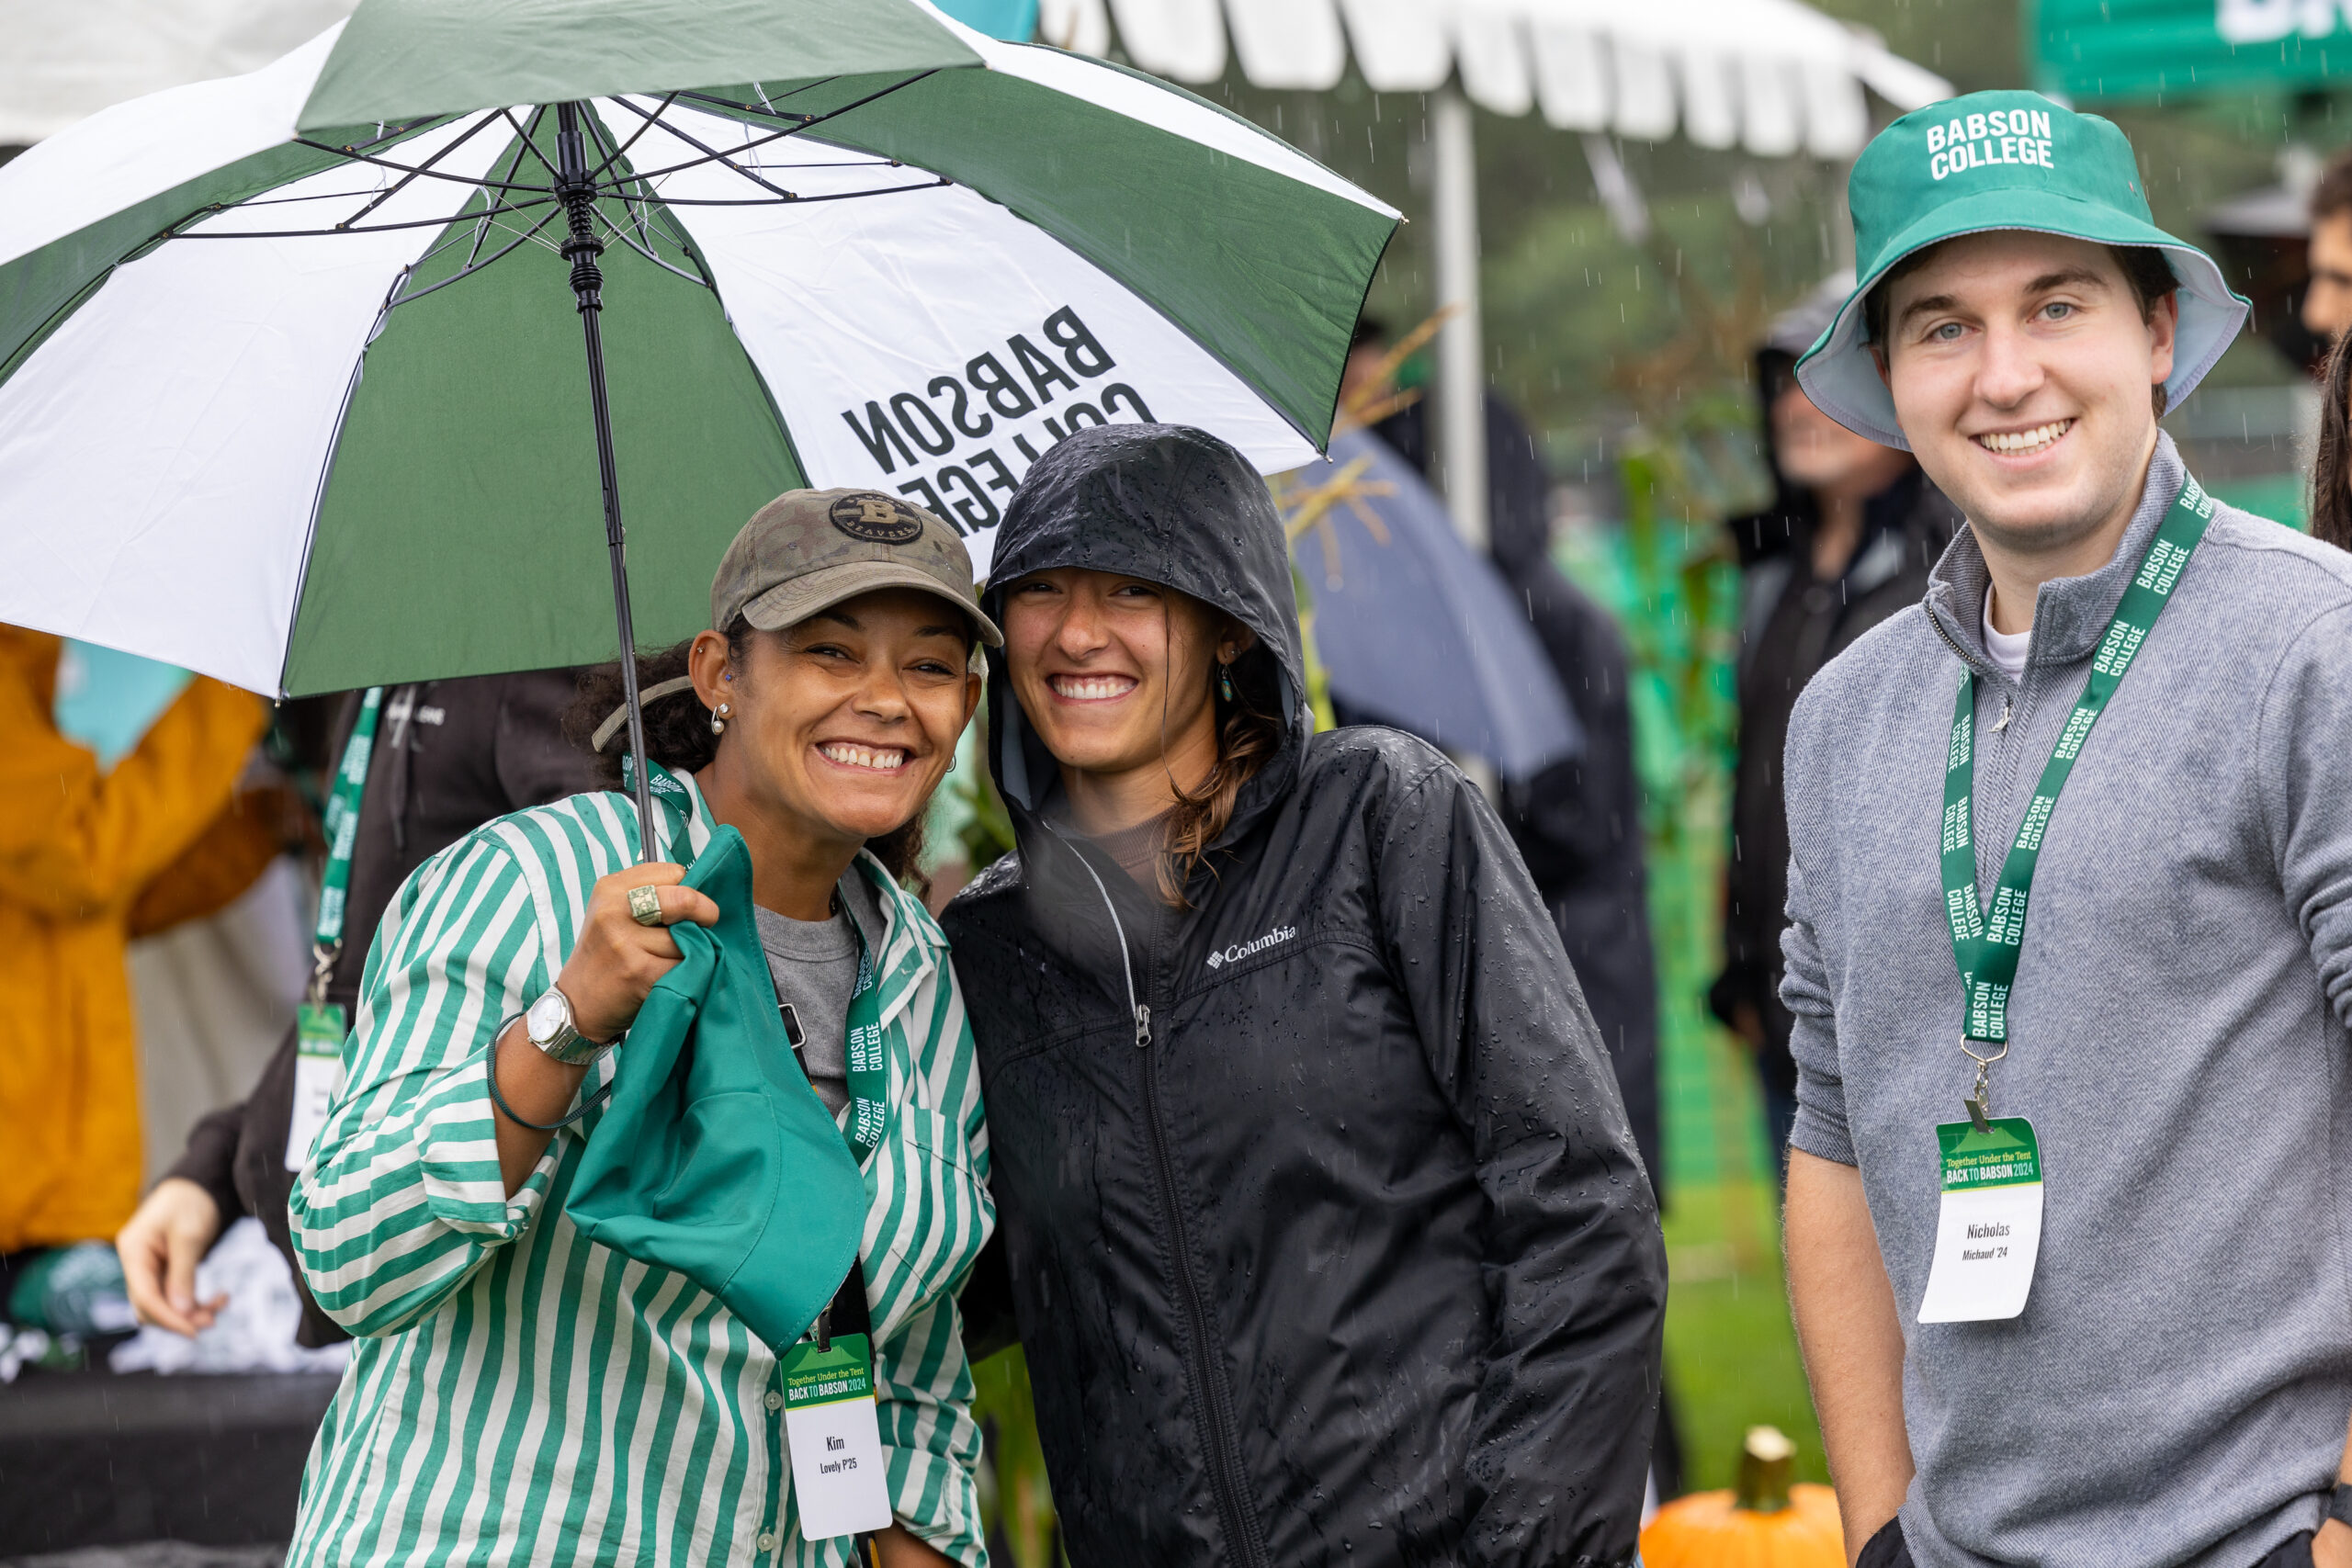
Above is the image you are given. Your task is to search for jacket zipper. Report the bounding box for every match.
[1050,828,1267,1568]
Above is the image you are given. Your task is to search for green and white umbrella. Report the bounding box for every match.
[0,0,1395,833]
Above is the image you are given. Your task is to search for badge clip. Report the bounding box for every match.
[1960,1038,2004,1134]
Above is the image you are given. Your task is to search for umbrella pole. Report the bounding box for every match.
[554,101,659,863]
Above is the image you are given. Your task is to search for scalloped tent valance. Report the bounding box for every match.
[1039,0,1951,157]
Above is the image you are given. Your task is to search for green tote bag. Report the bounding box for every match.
[566,824,869,1353]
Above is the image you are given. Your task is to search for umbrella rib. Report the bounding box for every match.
[389,206,565,308]
[499,106,563,185]
[602,71,938,186]
[164,197,559,240]
[647,181,947,207]
[577,108,664,256]
[586,91,678,184]
[676,81,836,121]
[295,138,551,194]
[596,96,801,200]
[464,120,540,270]
[403,192,562,277]
[335,109,511,231]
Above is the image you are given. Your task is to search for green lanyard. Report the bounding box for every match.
[1940,478,2214,1126]
[840,888,889,1165]
[301,686,385,1035]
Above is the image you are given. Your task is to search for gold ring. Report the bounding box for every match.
[627,885,664,927]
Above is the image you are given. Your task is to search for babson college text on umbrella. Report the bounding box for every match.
[838,304,1152,538]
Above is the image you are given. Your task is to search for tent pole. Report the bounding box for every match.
[1430,85,1487,555]
[555,100,659,863]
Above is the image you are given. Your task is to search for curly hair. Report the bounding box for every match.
[560,622,931,890]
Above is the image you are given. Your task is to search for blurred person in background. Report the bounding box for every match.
[0,626,278,1266]
[115,670,602,1345]
[2304,152,2352,344]
[1343,315,1662,1191]
[1710,277,1959,1179]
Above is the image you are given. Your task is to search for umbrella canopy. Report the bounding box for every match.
[1291,429,1581,780]
[0,0,1397,705]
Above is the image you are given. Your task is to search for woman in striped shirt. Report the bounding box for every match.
[287,491,1000,1568]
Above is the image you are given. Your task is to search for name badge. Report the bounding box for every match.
[780,1332,891,1540]
[1917,1117,2043,1323]
[286,1002,347,1173]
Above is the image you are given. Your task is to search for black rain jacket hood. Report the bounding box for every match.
[946,424,1667,1568]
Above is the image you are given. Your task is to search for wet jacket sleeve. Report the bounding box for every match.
[1374,761,1666,1568]
[0,651,268,918]
[290,834,564,1337]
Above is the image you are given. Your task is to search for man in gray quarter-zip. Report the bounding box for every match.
[1779,91,2352,1568]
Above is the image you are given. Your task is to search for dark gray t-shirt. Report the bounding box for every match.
[752,867,886,1115]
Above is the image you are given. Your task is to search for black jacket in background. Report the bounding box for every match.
[943,424,1665,1568]
[1375,395,1661,1187]
[1710,468,1960,1094]
[167,669,601,1346]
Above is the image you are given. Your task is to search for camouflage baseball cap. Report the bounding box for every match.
[711,489,1001,648]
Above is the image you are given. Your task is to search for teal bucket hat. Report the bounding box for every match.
[1794,89,2249,450]
[567,821,869,1353]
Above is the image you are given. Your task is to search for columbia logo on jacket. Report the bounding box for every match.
[1206,925,1296,970]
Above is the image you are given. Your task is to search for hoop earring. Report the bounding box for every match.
[710,701,729,737]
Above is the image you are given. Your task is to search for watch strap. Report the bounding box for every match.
[526,987,611,1066]
[490,1016,612,1132]
[2330,1482,2352,1529]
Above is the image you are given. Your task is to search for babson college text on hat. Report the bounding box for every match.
[1927,107,2056,181]
[837,304,1153,538]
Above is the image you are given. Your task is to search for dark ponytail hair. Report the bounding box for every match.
[2314,330,2352,554]
[560,622,932,892]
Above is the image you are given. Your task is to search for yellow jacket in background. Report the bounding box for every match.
[0,626,273,1251]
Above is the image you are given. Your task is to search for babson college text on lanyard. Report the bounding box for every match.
[286,687,385,1175]
[1917,477,2212,1325]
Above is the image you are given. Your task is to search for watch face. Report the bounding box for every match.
[526,991,568,1042]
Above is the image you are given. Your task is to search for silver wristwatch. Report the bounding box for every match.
[524,986,610,1066]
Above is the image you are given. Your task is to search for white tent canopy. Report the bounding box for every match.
[1042,0,1951,159]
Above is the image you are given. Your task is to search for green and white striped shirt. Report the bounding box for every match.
[286,771,995,1567]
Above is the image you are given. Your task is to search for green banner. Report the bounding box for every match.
[2034,0,2352,101]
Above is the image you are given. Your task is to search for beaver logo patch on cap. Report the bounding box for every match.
[828,492,925,545]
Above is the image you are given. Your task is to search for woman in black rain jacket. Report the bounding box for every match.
[942,423,1666,1568]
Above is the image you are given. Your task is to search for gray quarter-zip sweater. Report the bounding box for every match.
[1782,432,2352,1568]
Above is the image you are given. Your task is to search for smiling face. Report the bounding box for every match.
[688,587,979,854]
[1877,231,2177,562]
[1000,567,1250,827]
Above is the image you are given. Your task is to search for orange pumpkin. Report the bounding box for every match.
[1639,1427,1845,1568]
